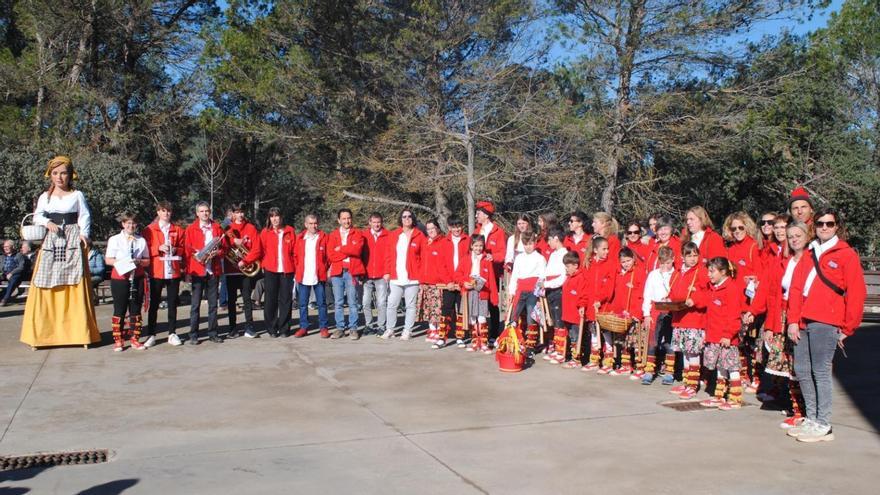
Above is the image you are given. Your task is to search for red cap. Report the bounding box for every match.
[788,186,813,208]
[476,201,495,216]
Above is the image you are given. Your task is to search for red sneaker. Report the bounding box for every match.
[719,400,742,411]
[294,328,308,338]
[678,388,697,400]
[700,397,724,408]
[129,338,146,351]
[670,384,688,395]
[320,328,331,339]
[780,415,804,429]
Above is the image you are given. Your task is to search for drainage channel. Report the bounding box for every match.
[660,401,754,412]
[0,449,110,471]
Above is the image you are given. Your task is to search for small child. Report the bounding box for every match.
[640,246,677,384]
[667,242,709,398]
[506,231,546,354]
[456,235,497,353]
[690,257,746,410]
[587,236,622,373]
[542,228,569,362]
[105,212,151,352]
[560,252,590,367]
[605,247,646,376]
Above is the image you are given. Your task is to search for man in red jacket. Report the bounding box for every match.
[223,203,260,339]
[327,208,366,339]
[362,212,389,335]
[474,200,506,344]
[184,201,226,344]
[295,213,330,337]
[143,201,186,346]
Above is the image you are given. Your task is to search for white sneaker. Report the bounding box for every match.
[244,329,257,338]
[400,330,412,341]
[143,335,156,348]
[167,333,182,346]
[432,340,445,349]
[456,339,466,348]
[787,419,816,438]
[797,422,834,443]
[380,329,394,340]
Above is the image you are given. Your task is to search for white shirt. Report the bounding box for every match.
[277,229,286,273]
[543,247,569,289]
[803,236,838,297]
[470,253,482,278]
[450,235,463,270]
[34,190,92,238]
[690,229,705,247]
[159,221,174,279]
[392,231,416,285]
[642,268,674,317]
[505,234,525,265]
[301,231,320,285]
[781,256,800,301]
[106,231,148,277]
[339,227,351,263]
[508,251,546,296]
[480,221,494,241]
[200,222,215,275]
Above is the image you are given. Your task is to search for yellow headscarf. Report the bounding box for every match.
[43,156,78,180]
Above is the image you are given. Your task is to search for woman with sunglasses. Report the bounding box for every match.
[681,206,726,265]
[758,211,780,269]
[564,211,591,265]
[623,220,650,266]
[785,208,866,442]
[382,208,425,340]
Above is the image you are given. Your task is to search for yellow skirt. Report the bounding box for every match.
[20,248,100,348]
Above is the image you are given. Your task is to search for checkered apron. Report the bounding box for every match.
[33,224,84,288]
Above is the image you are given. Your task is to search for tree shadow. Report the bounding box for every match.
[75,479,138,495]
[834,323,880,432]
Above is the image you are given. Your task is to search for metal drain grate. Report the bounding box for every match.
[660,400,753,412]
[0,449,109,471]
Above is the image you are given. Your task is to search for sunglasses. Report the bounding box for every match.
[815,220,837,228]
[626,230,641,235]
[731,225,746,232]
[401,214,413,219]
[568,219,580,223]
[760,219,775,226]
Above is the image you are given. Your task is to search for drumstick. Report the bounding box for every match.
[575,314,585,360]
[461,287,469,338]
[538,296,548,346]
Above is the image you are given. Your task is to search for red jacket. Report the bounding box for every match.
[585,255,617,320]
[692,277,745,344]
[184,221,226,276]
[669,264,710,329]
[446,233,471,272]
[626,240,651,267]
[243,226,297,274]
[726,236,761,283]
[420,236,454,284]
[385,227,425,281]
[564,233,592,262]
[536,234,551,260]
[606,234,621,263]
[327,228,366,277]
[561,268,590,325]
[753,255,798,333]
[787,239,866,336]
[473,222,506,268]
[222,221,259,275]
[608,266,646,319]
[294,230,329,283]
[645,237,682,273]
[143,220,186,279]
[454,253,498,305]
[694,227,726,264]
[363,227,390,279]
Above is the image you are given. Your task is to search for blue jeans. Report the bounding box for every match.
[2,271,23,302]
[298,282,328,330]
[330,271,361,331]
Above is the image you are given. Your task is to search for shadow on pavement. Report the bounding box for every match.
[835,323,880,432]
[75,479,139,495]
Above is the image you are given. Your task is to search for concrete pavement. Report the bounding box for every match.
[1,301,878,494]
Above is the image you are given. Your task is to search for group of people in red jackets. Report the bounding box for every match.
[106,188,865,445]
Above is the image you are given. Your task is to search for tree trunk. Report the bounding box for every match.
[68,0,96,88]
[32,30,46,142]
[433,153,452,229]
[465,135,476,233]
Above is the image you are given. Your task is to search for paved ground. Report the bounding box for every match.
[1,300,878,495]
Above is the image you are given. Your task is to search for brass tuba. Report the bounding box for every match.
[224,231,261,277]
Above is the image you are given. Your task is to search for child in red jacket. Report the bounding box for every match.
[689,257,746,410]
[560,251,590,367]
[584,236,618,372]
[456,234,498,353]
[668,242,710,398]
[602,247,646,376]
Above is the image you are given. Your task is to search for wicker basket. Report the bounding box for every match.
[596,312,631,334]
[19,213,47,242]
[654,300,687,312]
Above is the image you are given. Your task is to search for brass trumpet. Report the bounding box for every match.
[225,232,261,277]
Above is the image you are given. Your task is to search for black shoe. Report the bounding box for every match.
[187,334,200,345]
[281,330,291,338]
[268,331,278,338]
[1,299,10,307]
[227,328,240,339]
[209,335,224,344]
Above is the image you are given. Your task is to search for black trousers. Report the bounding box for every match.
[264,271,294,336]
[111,278,144,320]
[147,277,180,335]
[226,274,254,329]
[441,290,460,334]
[190,274,220,337]
[546,288,563,328]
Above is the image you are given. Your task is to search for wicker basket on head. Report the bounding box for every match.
[596,312,631,334]
[20,213,47,242]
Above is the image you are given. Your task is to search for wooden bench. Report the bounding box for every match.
[0,280,29,302]
[865,270,880,322]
